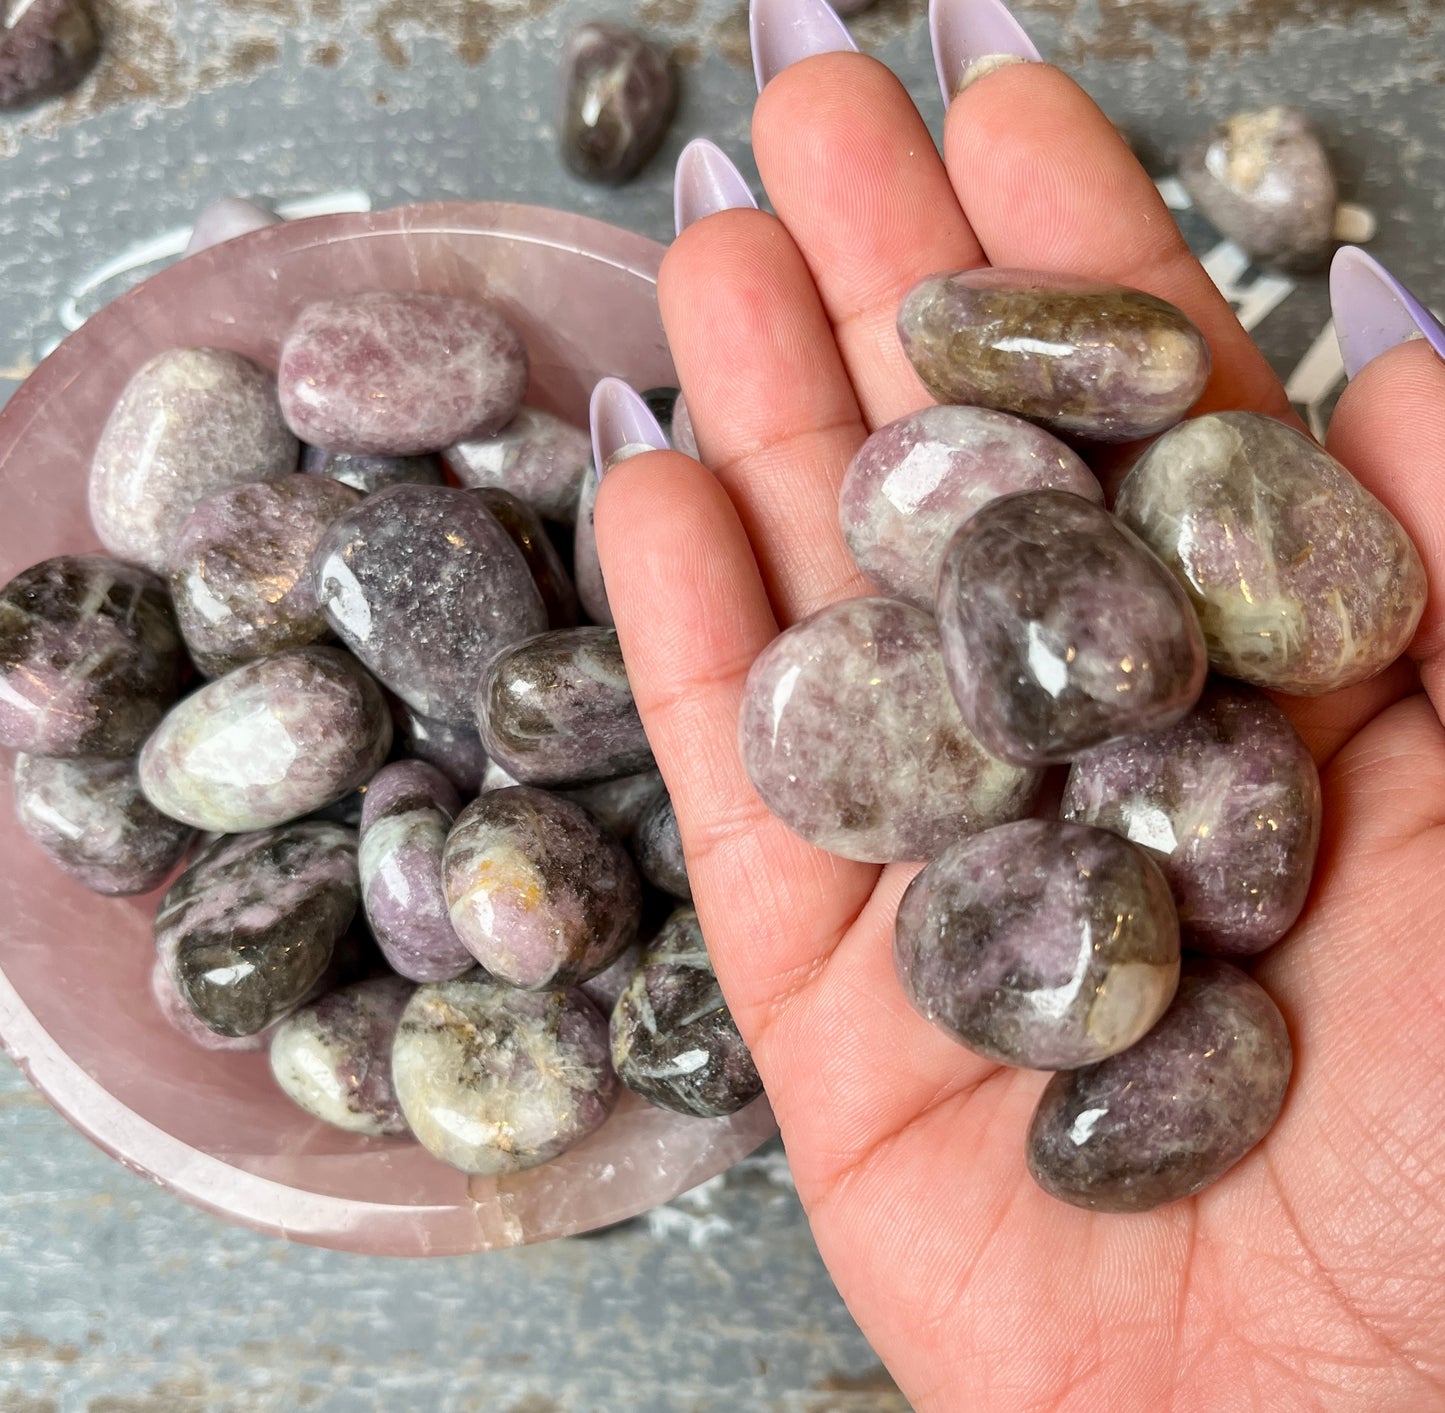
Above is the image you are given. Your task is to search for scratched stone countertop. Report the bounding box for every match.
[0,1,1441,1409]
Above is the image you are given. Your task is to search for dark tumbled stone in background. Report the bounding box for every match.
[389,697,490,796]
[302,444,444,495]
[560,22,676,185]
[469,488,580,629]
[446,407,593,525]
[634,791,690,902]
[0,0,99,111]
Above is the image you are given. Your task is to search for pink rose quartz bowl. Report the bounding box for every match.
[0,202,776,1256]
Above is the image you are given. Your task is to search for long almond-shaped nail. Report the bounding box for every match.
[1330,246,1445,380]
[929,0,1039,105]
[590,378,670,478]
[750,0,857,92]
[675,140,758,236]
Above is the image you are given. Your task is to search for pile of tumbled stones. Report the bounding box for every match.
[738,267,1426,1213]
[0,288,760,1178]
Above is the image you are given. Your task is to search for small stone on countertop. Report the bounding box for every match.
[560,23,676,185]
[0,0,99,111]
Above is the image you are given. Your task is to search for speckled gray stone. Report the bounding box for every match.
[1063,682,1320,956]
[154,821,359,1037]
[391,976,618,1176]
[269,975,414,1137]
[389,698,490,796]
[301,443,444,495]
[739,597,1041,863]
[138,646,392,832]
[560,22,676,185]
[896,820,1179,1069]
[168,474,360,676]
[278,292,528,455]
[0,0,98,111]
[477,627,652,787]
[561,768,666,844]
[469,487,580,629]
[634,791,690,902]
[446,406,593,524]
[897,270,1211,443]
[1027,957,1292,1212]
[937,491,1208,765]
[310,484,547,723]
[573,467,612,627]
[610,908,760,1119]
[839,406,1100,610]
[1114,412,1426,695]
[670,392,698,461]
[442,785,641,989]
[89,347,299,573]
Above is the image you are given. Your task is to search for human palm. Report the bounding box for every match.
[595,51,1445,1411]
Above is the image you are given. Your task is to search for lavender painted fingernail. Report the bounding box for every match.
[1330,246,1445,380]
[589,378,669,479]
[674,139,758,236]
[750,0,857,92]
[929,0,1040,104]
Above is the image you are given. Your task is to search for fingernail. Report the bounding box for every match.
[750,0,858,92]
[675,139,758,236]
[590,378,670,478]
[184,197,280,257]
[929,0,1040,106]
[1330,246,1445,380]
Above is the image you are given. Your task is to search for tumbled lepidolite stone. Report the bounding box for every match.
[1115,412,1426,695]
[446,407,593,525]
[896,820,1179,1069]
[0,555,183,758]
[168,474,360,676]
[89,348,299,573]
[311,484,547,723]
[897,270,1211,443]
[13,753,193,895]
[477,627,652,788]
[359,761,474,983]
[611,909,761,1118]
[740,597,1040,862]
[0,0,98,111]
[301,443,444,495]
[1026,958,1292,1211]
[443,785,641,989]
[670,393,698,461]
[139,647,391,832]
[469,488,580,629]
[151,957,277,1053]
[938,491,1207,765]
[1063,682,1320,955]
[634,791,690,901]
[155,822,359,1037]
[278,292,528,455]
[269,975,413,1136]
[573,469,612,626]
[839,405,1100,610]
[393,977,617,1175]
[560,22,676,185]
[389,698,490,796]
[561,768,665,844]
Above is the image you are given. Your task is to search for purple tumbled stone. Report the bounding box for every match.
[468,487,580,629]
[442,785,641,989]
[391,976,618,1175]
[633,790,690,901]
[309,484,547,723]
[937,490,1207,765]
[89,348,299,573]
[389,698,489,796]
[560,768,665,844]
[1026,957,1292,1212]
[1114,412,1427,696]
[269,975,414,1137]
[278,292,528,456]
[895,819,1179,1069]
[301,443,444,495]
[358,761,474,983]
[183,197,280,257]
[0,555,183,759]
[739,597,1041,863]
[446,407,593,525]
[578,942,641,1013]
[897,269,1211,443]
[0,0,98,110]
[560,22,676,185]
[1063,682,1320,956]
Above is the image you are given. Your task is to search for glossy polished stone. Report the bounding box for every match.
[358,761,474,983]
[392,977,618,1175]
[169,474,360,676]
[1115,412,1426,695]
[139,647,392,832]
[469,488,580,629]
[446,406,593,524]
[611,909,761,1118]
[389,698,489,795]
[560,23,676,185]
[477,627,651,787]
[442,785,641,989]
[561,769,666,843]
[1063,683,1320,956]
[1027,958,1292,1212]
[839,405,1100,609]
[573,467,612,626]
[897,269,1211,442]
[741,597,1041,862]
[13,754,193,896]
[1180,106,1336,271]
[301,444,444,495]
[150,957,276,1053]
[278,292,528,455]
[89,348,299,573]
[896,820,1179,1069]
[269,975,414,1137]
[0,0,98,110]
[0,554,183,759]
[938,491,1207,765]
[309,484,547,722]
[155,822,359,1037]
[634,791,690,901]
[670,392,698,460]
